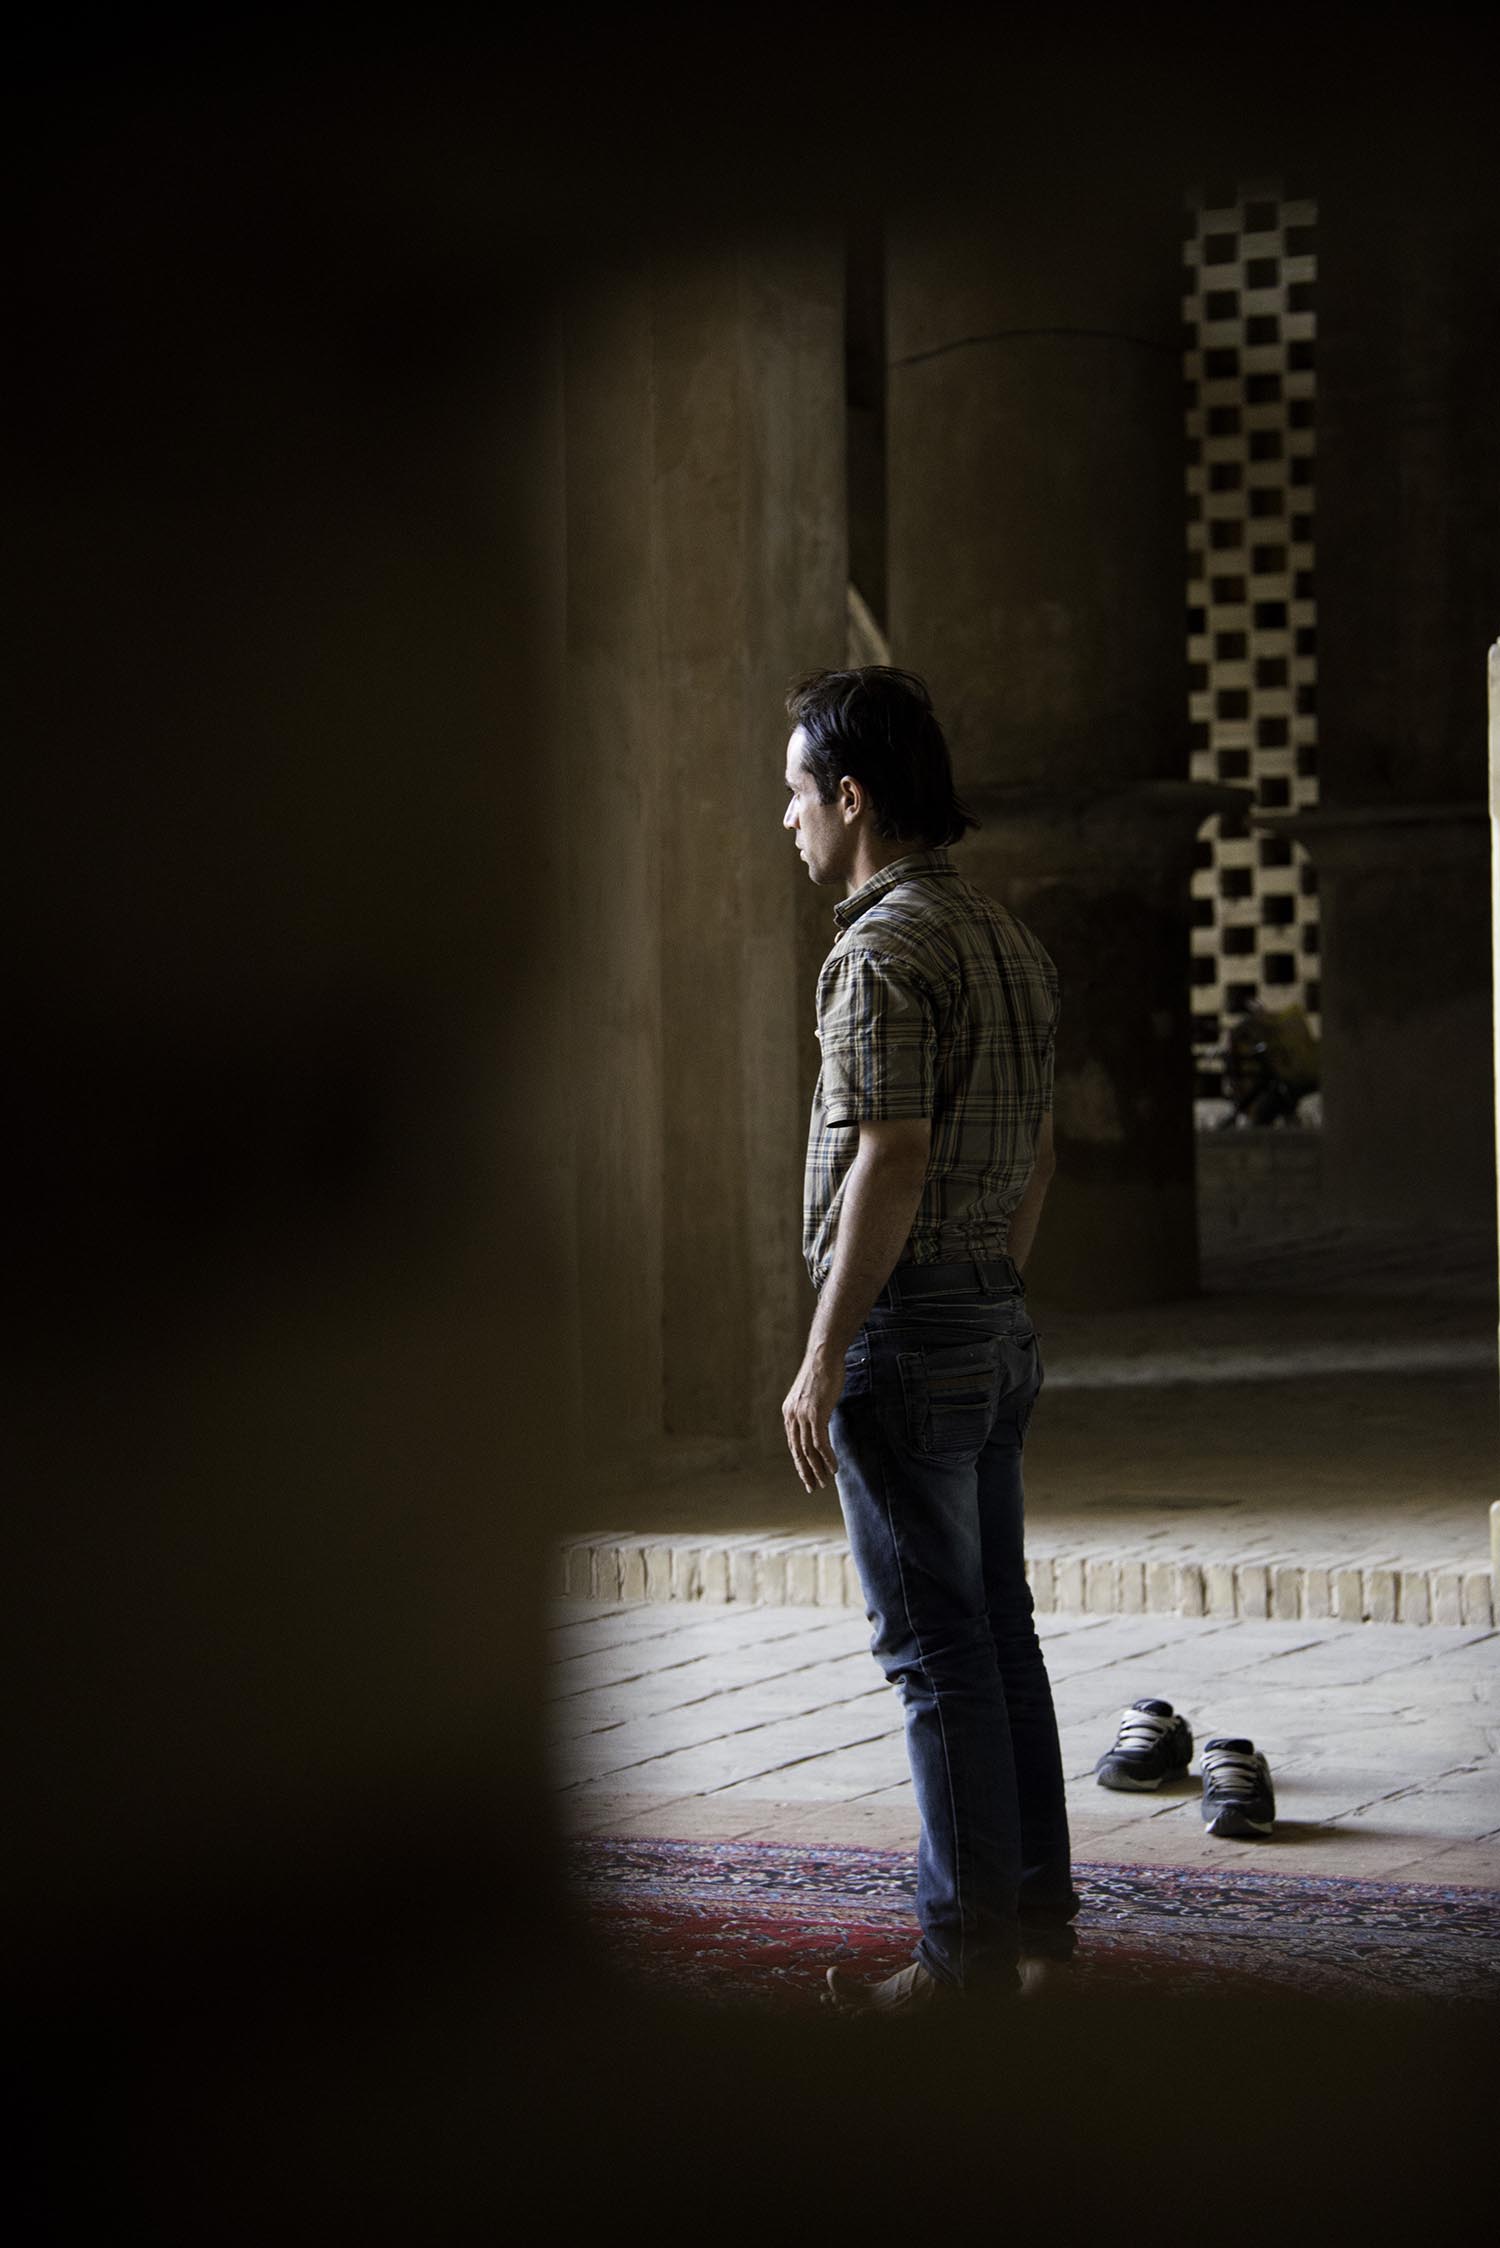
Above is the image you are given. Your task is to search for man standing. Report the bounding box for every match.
[781,666,1078,2013]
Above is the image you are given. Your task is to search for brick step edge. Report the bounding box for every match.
[556,1534,1495,1629]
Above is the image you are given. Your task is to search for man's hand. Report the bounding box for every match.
[782,1349,843,1492]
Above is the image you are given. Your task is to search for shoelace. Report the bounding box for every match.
[1202,1746,1262,1797]
[1110,1708,1176,1755]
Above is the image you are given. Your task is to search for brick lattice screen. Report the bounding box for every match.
[1184,186,1321,1111]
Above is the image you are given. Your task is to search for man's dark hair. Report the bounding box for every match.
[785,667,979,847]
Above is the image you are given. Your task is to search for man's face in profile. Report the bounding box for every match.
[783,726,850,887]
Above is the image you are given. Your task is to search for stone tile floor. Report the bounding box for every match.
[551,1600,1500,1887]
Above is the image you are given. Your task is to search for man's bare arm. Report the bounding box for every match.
[781,1116,930,1493]
[1005,1110,1056,1272]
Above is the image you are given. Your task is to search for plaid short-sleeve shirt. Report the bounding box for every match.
[803,849,1059,1287]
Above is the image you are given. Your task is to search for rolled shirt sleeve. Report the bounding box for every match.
[817,947,936,1127]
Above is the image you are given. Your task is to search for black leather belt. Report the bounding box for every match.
[875,1257,1022,1305]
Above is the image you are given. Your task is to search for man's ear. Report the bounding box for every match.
[838,774,862,822]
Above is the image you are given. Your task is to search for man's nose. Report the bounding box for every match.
[783,801,797,830]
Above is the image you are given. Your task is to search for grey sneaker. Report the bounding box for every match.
[1095,1698,1194,1791]
[1201,1736,1276,1837]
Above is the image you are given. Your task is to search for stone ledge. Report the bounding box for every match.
[555,1532,1494,1629]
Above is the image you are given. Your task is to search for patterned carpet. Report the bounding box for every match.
[571,1837,1500,2011]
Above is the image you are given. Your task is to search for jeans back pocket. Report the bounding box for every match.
[897,1339,1001,1458]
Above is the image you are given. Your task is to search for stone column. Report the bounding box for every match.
[563,246,844,1458]
[1306,179,1499,1236]
[887,194,1210,1305]
[653,244,845,1445]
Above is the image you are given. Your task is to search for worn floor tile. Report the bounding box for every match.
[550,1604,1500,1871]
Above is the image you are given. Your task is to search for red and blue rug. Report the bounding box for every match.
[571,1837,1500,2011]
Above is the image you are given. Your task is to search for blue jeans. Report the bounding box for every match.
[830,1258,1079,1992]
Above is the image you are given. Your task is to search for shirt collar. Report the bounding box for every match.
[833,848,959,933]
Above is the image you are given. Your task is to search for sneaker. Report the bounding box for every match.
[1201,1736,1276,1837]
[1094,1698,1194,1791]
